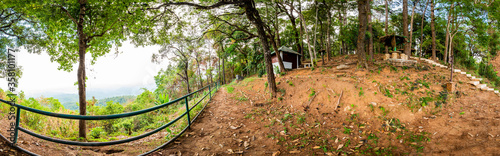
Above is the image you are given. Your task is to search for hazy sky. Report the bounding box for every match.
[0,42,169,98]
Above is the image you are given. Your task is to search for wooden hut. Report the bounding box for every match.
[271,46,302,70]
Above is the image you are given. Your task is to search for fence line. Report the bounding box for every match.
[0,82,220,155]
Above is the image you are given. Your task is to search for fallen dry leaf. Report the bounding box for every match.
[289,150,300,154]
[272,151,281,156]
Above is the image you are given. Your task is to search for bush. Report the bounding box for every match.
[89,127,106,139]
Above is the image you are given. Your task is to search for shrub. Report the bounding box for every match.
[89,127,106,139]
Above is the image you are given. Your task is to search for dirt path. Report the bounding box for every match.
[151,87,282,156]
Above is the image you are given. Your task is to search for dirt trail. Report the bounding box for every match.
[1,54,499,155]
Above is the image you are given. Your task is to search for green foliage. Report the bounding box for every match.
[309,88,316,97]
[287,80,294,86]
[358,87,364,97]
[155,94,170,105]
[226,86,235,93]
[97,101,124,134]
[89,127,106,139]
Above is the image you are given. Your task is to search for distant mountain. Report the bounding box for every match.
[32,85,153,110]
[95,95,136,107]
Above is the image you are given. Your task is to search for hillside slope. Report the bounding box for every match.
[156,54,499,155]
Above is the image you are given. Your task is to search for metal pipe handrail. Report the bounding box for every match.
[0,85,211,120]
[0,81,219,155]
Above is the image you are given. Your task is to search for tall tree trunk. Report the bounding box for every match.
[326,4,331,60]
[420,0,429,59]
[339,8,344,55]
[297,10,315,68]
[431,0,436,60]
[357,0,369,68]
[221,43,226,84]
[444,3,454,63]
[197,59,202,88]
[403,0,410,55]
[184,63,191,93]
[272,1,286,72]
[269,34,286,72]
[368,0,373,60]
[77,0,88,139]
[244,0,277,95]
[385,0,389,54]
[299,0,305,61]
[313,0,318,60]
[409,0,417,56]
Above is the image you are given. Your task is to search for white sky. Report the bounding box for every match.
[0,42,168,98]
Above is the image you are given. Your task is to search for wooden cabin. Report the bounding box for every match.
[271,46,302,70]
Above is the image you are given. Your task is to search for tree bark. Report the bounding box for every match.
[431,0,436,60]
[269,33,286,72]
[409,0,417,56]
[296,10,315,68]
[313,0,318,60]
[326,3,331,60]
[368,0,373,60]
[420,0,429,59]
[244,0,277,95]
[339,7,344,55]
[403,0,410,56]
[444,3,454,63]
[271,1,286,72]
[77,0,88,139]
[385,0,389,54]
[357,0,369,68]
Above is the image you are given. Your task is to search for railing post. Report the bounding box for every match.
[13,106,20,144]
[184,97,191,127]
[209,84,212,100]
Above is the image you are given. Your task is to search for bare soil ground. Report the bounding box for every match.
[1,54,499,155]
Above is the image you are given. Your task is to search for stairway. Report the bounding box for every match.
[409,56,500,96]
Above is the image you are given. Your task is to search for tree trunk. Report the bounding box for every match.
[77,0,88,139]
[269,34,286,72]
[297,10,315,68]
[367,0,373,60]
[409,0,417,56]
[444,3,454,63]
[326,5,331,60]
[357,0,369,68]
[272,1,286,72]
[339,8,344,55]
[244,0,277,95]
[384,0,389,54]
[431,0,436,60]
[313,0,318,60]
[184,63,191,93]
[420,0,429,59]
[403,0,410,56]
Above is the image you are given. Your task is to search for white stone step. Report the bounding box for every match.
[480,86,488,91]
[487,88,495,92]
[454,69,461,73]
[469,81,480,86]
[471,76,476,79]
[495,90,499,94]
[472,78,483,81]
[460,72,467,75]
[477,84,487,88]
[466,74,472,78]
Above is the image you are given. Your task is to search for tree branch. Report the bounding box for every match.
[57,6,78,25]
[148,1,245,10]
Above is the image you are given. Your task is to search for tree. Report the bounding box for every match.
[403,0,410,55]
[431,0,436,60]
[9,0,152,139]
[385,0,390,54]
[357,0,369,68]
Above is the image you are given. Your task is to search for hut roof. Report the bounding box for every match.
[271,46,302,56]
[379,35,408,47]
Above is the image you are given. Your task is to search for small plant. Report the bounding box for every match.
[343,127,351,134]
[89,127,106,139]
[358,87,364,97]
[244,114,252,119]
[286,80,294,86]
[309,88,316,97]
[399,76,410,81]
[297,115,306,124]
[264,82,268,88]
[384,88,393,98]
[283,113,292,121]
[460,112,465,115]
[227,86,235,93]
[278,97,283,101]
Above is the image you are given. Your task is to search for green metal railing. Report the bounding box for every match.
[0,82,219,155]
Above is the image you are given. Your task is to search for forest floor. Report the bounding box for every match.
[1,54,500,155]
